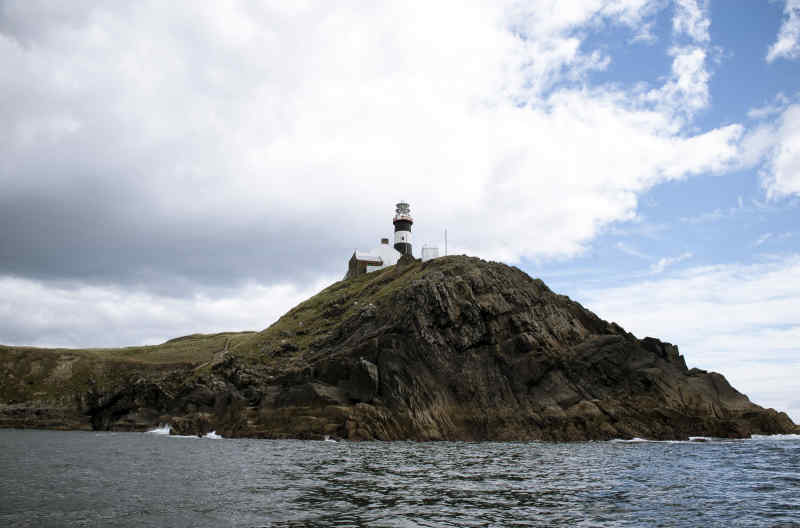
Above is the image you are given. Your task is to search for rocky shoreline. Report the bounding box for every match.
[2,256,797,440]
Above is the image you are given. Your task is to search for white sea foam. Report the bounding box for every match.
[611,434,800,444]
[751,434,800,440]
[323,435,337,442]
[145,424,225,439]
[610,437,716,444]
[146,424,171,435]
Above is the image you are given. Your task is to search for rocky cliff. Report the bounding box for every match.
[1,256,796,440]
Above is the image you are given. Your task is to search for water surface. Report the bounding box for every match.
[1,429,798,527]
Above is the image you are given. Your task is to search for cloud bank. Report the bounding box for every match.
[0,1,734,291]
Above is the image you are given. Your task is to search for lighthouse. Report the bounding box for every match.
[393,201,413,256]
[345,201,425,279]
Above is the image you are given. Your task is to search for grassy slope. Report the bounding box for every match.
[230,258,436,368]
[1,256,468,405]
[0,259,422,404]
[0,332,255,404]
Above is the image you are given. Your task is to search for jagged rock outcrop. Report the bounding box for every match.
[1,256,797,440]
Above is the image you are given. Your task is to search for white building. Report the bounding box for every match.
[346,238,402,279]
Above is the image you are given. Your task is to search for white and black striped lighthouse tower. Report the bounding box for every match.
[393,201,413,256]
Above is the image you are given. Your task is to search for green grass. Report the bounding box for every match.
[0,332,256,404]
[1,255,484,404]
[230,256,474,368]
[84,331,256,364]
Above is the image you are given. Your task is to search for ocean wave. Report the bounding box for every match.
[145,425,223,439]
[145,424,171,435]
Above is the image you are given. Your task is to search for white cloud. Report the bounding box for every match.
[0,275,334,348]
[672,0,710,42]
[643,1,711,117]
[756,232,795,247]
[643,45,710,116]
[740,123,778,169]
[579,255,800,421]
[650,251,692,273]
[754,233,773,247]
[745,104,800,198]
[630,21,657,44]
[767,0,800,62]
[0,1,738,272]
[765,104,800,197]
[747,93,790,120]
[752,232,793,248]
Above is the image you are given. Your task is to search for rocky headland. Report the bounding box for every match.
[1,256,796,440]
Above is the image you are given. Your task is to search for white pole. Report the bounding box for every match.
[445,229,447,256]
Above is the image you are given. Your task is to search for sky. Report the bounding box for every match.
[1,1,799,421]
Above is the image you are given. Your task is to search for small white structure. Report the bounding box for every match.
[421,245,439,262]
[369,239,402,270]
[347,238,403,278]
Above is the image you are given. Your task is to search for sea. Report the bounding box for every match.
[0,428,798,527]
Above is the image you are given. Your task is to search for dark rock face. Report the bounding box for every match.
[1,256,797,440]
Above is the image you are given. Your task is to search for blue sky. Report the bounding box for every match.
[528,1,800,420]
[1,1,799,420]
